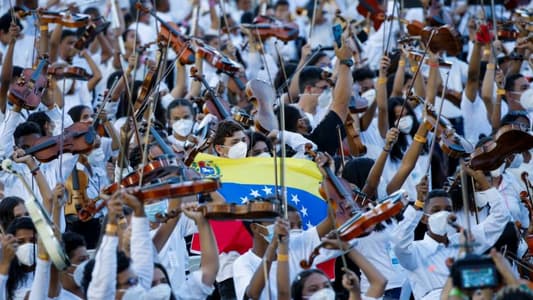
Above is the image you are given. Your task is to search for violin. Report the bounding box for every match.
[190,67,233,121]
[8,59,49,110]
[23,122,96,163]
[301,190,406,268]
[387,16,424,36]
[38,10,91,28]
[65,166,89,222]
[184,126,215,167]
[47,65,92,81]
[134,65,157,112]
[420,25,462,56]
[240,17,299,42]
[245,79,278,134]
[357,0,386,31]
[344,113,367,157]
[192,38,242,75]
[136,3,195,65]
[199,201,281,220]
[132,176,221,202]
[470,123,533,171]
[74,16,110,50]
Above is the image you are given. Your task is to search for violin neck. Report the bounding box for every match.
[31,59,48,83]
[149,127,175,158]
[25,138,57,156]
[324,167,353,201]
[71,166,80,190]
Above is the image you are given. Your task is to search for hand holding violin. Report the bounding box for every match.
[416,175,429,203]
[384,127,400,152]
[106,191,124,224]
[182,201,207,226]
[378,55,390,78]
[462,161,491,191]
[11,147,38,170]
[122,188,144,217]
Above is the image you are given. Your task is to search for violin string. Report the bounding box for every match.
[384,0,397,55]
[336,125,345,172]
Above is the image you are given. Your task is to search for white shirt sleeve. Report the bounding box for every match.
[392,205,424,271]
[472,188,512,253]
[45,105,74,135]
[87,235,118,300]
[174,270,215,300]
[0,110,25,158]
[130,216,154,290]
[0,274,7,300]
[28,258,51,300]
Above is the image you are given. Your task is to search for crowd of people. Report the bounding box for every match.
[0,0,532,299]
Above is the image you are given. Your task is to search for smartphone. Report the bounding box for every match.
[332,24,343,48]
[451,255,501,290]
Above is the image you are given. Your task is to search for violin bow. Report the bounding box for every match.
[273,42,294,103]
[308,0,319,41]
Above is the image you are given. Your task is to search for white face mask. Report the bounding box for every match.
[144,200,169,223]
[318,88,332,108]
[361,89,376,105]
[172,119,194,137]
[509,154,524,169]
[16,243,36,266]
[227,141,248,159]
[87,147,105,166]
[398,115,414,134]
[427,211,453,236]
[290,228,303,236]
[72,260,89,287]
[307,288,336,300]
[144,283,172,300]
[520,89,533,111]
[121,284,145,300]
[255,152,271,158]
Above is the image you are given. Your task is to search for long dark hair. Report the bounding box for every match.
[153,263,177,300]
[0,196,25,230]
[6,217,35,300]
[387,97,424,161]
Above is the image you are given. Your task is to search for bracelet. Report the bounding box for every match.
[410,66,418,73]
[38,253,49,261]
[398,60,406,67]
[30,165,40,176]
[487,63,496,70]
[277,254,289,262]
[106,223,118,235]
[414,134,427,144]
[414,199,425,209]
[39,25,48,31]
[383,147,391,152]
[377,77,387,84]
[483,49,491,56]
[497,89,506,96]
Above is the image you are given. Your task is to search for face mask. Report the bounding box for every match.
[318,88,332,108]
[172,119,194,137]
[72,260,89,287]
[398,115,414,134]
[490,164,505,177]
[307,288,336,300]
[16,243,36,266]
[520,89,533,110]
[427,210,452,236]
[144,283,172,300]
[509,154,524,169]
[258,224,275,243]
[255,152,271,158]
[144,200,169,223]
[87,147,105,166]
[121,284,145,300]
[227,141,248,159]
[361,89,376,105]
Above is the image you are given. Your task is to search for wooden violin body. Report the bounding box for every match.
[39,11,90,28]
[24,122,96,162]
[133,176,221,202]
[8,59,49,110]
[357,0,386,31]
[470,123,533,171]
[241,22,299,42]
[75,16,110,50]
[199,201,281,220]
[48,66,92,81]
[421,25,462,56]
[65,167,90,222]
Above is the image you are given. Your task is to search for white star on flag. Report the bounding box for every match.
[291,194,300,205]
[306,221,313,229]
[240,196,249,204]
[300,206,308,217]
[262,186,273,195]
[250,189,260,198]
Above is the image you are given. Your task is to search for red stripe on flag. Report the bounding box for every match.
[316,258,336,280]
[191,220,252,254]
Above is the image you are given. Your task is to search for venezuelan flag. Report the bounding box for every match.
[190,153,328,252]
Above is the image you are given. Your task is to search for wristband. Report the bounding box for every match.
[39,25,48,31]
[427,61,439,68]
[483,49,491,56]
[106,223,118,235]
[414,134,427,144]
[449,287,467,299]
[487,63,496,70]
[414,199,425,209]
[383,147,391,152]
[497,89,506,96]
[377,77,387,84]
[410,66,418,73]
[38,253,49,261]
[277,254,289,262]
[398,60,406,67]
[31,165,40,176]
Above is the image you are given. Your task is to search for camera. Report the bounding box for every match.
[450,254,501,290]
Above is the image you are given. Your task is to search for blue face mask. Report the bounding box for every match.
[258,224,275,243]
[144,200,169,222]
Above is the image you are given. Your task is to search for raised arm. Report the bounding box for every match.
[362,128,399,198]
[80,50,103,92]
[330,35,355,123]
[276,219,290,300]
[0,23,18,114]
[376,56,390,138]
[465,41,482,102]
